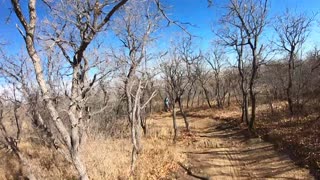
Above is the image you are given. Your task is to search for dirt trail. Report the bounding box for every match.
[150,107,314,180]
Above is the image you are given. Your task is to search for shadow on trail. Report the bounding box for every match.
[182,112,313,179]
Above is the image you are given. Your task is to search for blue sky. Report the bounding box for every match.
[0,0,319,55]
[164,0,320,51]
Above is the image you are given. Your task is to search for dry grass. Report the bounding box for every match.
[0,141,76,180]
[83,136,183,179]
[2,103,318,179]
[0,112,185,180]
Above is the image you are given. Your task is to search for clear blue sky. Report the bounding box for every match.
[0,0,319,55]
[163,0,320,51]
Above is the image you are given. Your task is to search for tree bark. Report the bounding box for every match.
[178,98,189,131]
[186,87,192,108]
[172,103,177,143]
[202,85,212,108]
[287,53,294,115]
[249,91,256,131]
[191,89,197,107]
[71,151,89,180]
[248,53,258,131]
[215,74,223,108]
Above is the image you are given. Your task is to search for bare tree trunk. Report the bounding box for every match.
[244,94,249,125]
[178,98,189,131]
[125,76,140,172]
[219,0,268,132]
[125,77,146,173]
[130,112,142,173]
[13,103,21,140]
[140,92,147,135]
[71,151,88,180]
[241,93,249,125]
[215,75,222,108]
[130,117,138,172]
[202,85,212,108]
[287,53,294,115]
[197,90,201,106]
[11,1,90,178]
[249,91,256,131]
[227,92,231,107]
[69,66,89,180]
[172,103,177,143]
[191,89,197,107]
[266,90,275,115]
[149,99,153,114]
[141,109,147,135]
[235,36,249,125]
[249,55,258,131]
[274,11,313,115]
[202,91,205,106]
[186,87,192,108]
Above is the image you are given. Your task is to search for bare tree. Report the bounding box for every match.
[218,11,247,124]
[194,56,212,108]
[206,46,228,108]
[162,53,187,142]
[218,0,268,130]
[177,37,201,126]
[112,0,160,172]
[0,88,36,180]
[0,49,67,179]
[233,0,267,130]
[161,38,200,142]
[235,37,249,125]
[274,10,313,115]
[10,0,129,179]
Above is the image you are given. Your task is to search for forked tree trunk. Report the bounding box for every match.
[202,85,212,108]
[177,98,189,131]
[172,103,178,143]
[125,76,144,173]
[130,113,142,173]
[11,1,89,179]
[71,151,89,180]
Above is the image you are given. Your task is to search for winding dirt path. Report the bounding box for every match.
[151,107,314,180]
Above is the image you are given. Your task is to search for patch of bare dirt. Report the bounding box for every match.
[151,107,314,179]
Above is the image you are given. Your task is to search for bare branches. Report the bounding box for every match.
[112,0,162,172]
[274,10,314,55]
[141,91,157,110]
[274,10,314,115]
[97,0,129,30]
[9,0,132,178]
[154,0,193,37]
[10,0,28,31]
[217,0,269,129]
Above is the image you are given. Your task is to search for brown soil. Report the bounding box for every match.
[150,106,314,180]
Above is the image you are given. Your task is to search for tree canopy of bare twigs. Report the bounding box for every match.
[274,10,314,115]
[218,0,269,130]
